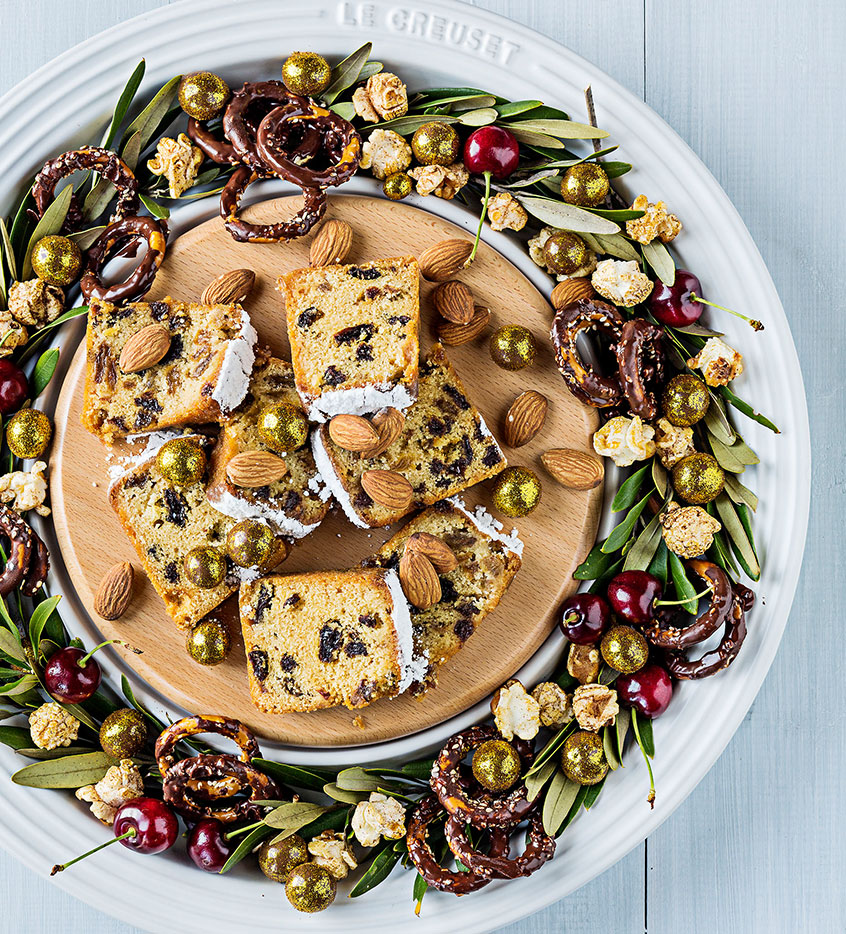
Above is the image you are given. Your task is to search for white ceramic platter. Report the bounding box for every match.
[0,1,810,931]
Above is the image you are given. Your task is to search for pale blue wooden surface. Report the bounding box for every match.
[0,0,840,931]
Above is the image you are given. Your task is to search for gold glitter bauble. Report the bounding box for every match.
[183,546,227,589]
[489,325,536,371]
[672,452,725,505]
[281,52,331,96]
[30,235,82,286]
[559,163,610,207]
[542,231,590,276]
[178,72,230,120]
[259,835,309,882]
[6,409,51,459]
[256,401,309,453]
[471,739,521,792]
[560,730,608,786]
[285,862,336,913]
[662,373,710,427]
[226,519,276,569]
[186,618,230,666]
[492,466,542,518]
[411,122,460,166]
[155,438,207,485]
[600,624,648,674]
[383,172,413,200]
[99,708,147,759]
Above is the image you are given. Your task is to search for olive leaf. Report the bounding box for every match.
[714,494,760,580]
[21,184,74,279]
[0,627,24,664]
[456,108,498,127]
[373,113,457,137]
[0,726,32,750]
[350,841,403,897]
[723,472,758,511]
[524,758,557,801]
[611,463,651,512]
[263,801,329,830]
[357,61,383,82]
[100,59,146,150]
[652,458,669,498]
[516,195,620,234]
[647,539,669,586]
[708,435,746,474]
[641,239,675,286]
[450,95,499,112]
[336,766,383,792]
[603,161,632,178]
[703,393,735,445]
[615,706,631,761]
[603,725,620,771]
[678,323,725,338]
[587,558,624,595]
[717,384,780,433]
[121,74,181,159]
[220,823,274,874]
[601,491,652,554]
[138,193,169,219]
[579,230,640,262]
[329,101,356,121]
[32,348,59,398]
[15,745,93,760]
[574,541,619,580]
[413,869,429,914]
[323,42,373,104]
[585,207,644,221]
[536,145,620,169]
[68,226,106,250]
[541,768,581,835]
[252,758,335,791]
[57,701,99,732]
[495,99,543,119]
[9,190,36,262]
[494,169,561,191]
[0,675,39,697]
[27,594,61,651]
[419,86,488,101]
[505,126,567,149]
[0,215,17,282]
[504,118,608,141]
[668,551,700,614]
[323,782,367,805]
[583,777,606,809]
[707,520,740,578]
[526,721,577,776]
[11,750,119,788]
[269,806,348,846]
[632,709,655,758]
[623,511,664,572]
[399,758,435,781]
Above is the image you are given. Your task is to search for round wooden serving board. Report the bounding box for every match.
[50,193,602,747]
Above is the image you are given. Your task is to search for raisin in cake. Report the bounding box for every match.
[362,498,522,692]
[312,344,506,528]
[82,296,257,442]
[239,568,423,713]
[206,355,331,539]
[281,256,419,421]
[109,437,286,630]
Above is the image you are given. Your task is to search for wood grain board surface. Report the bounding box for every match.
[49,193,601,746]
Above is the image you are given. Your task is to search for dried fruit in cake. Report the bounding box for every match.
[239,567,424,714]
[361,497,522,693]
[81,296,257,442]
[281,256,420,422]
[109,437,286,631]
[206,356,331,539]
[312,344,506,528]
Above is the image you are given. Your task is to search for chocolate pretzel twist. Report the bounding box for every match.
[445,811,555,880]
[0,506,49,598]
[616,318,665,419]
[79,215,168,305]
[154,714,261,775]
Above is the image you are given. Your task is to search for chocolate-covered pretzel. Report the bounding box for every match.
[445,811,555,880]
[79,215,167,304]
[222,81,300,175]
[186,117,240,165]
[551,299,624,407]
[31,147,139,231]
[616,318,665,419]
[155,714,261,775]
[431,725,538,830]
[407,794,509,894]
[0,506,49,597]
[643,559,733,650]
[220,165,326,243]
[664,583,753,679]
[161,753,279,823]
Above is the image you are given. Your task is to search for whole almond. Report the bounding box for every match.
[437,304,491,346]
[361,469,413,511]
[399,549,441,609]
[94,561,134,620]
[419,239,473,282]
[504,390,548,447]
[329,414,380,452]
[433,280,475,324]
[201,268,256,305]
[551,277,594,309]
[406,532,458,574]
[226,450,289,487]
[361,407,405,458]
[541,448,604,490]
[118,324,171,373]
[310,219,354,267]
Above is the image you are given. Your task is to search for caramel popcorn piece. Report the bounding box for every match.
[567,643,600,684]
[593,415,656,468]
[654,417,696,469]
[76,759,144,825]
[531,681,573,729]
[147,133,204,199]
[29,703,80,750]
[491,679,541,741]
[408,162,469,200]
[572,683,619,732]
[0,461,50,516]
[686,337,744,387]
[352,73,408,123]
[591,259,653,306]
[359,128,412,179]
[351,792,406,847]
[487,192,528,232]
[307,830,358,879]
[660,502,722,559]
[0,311,27,357]
[8,278,64,327]
[626,194,682,244]
[528,226,597,280]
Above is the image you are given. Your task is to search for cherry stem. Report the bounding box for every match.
[654,584,713,608]
[690,293,764,332]
[631,712,656,810]
[51,827,136,875]
[464,170,492,268]
[78,639,142,667]
[224,820,264,841]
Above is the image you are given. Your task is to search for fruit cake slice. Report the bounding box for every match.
[361,497,523,693]
[109,437,286,631]
[239,568,424,714]
[82,296,257,442]
[206,355,331,539]
[312,344,506,528]
[281,256,419,421]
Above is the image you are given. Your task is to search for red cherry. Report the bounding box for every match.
[114,798,179,855]
[648,270,703,327]
[43,647,101,703]
[0,361,28,415]
[616,664,673,717]
[187,818,234,872]
[607,571,663,626]
[558,593,611,644]
[463,126,520,180]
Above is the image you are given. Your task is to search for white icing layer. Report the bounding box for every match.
[207,486,323,540]
[106,430,204,489]
[212,309,257,414]
[383,568,427,693]
[310,429,369,529]
[449,496,524,557]
[305,380,416,423]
